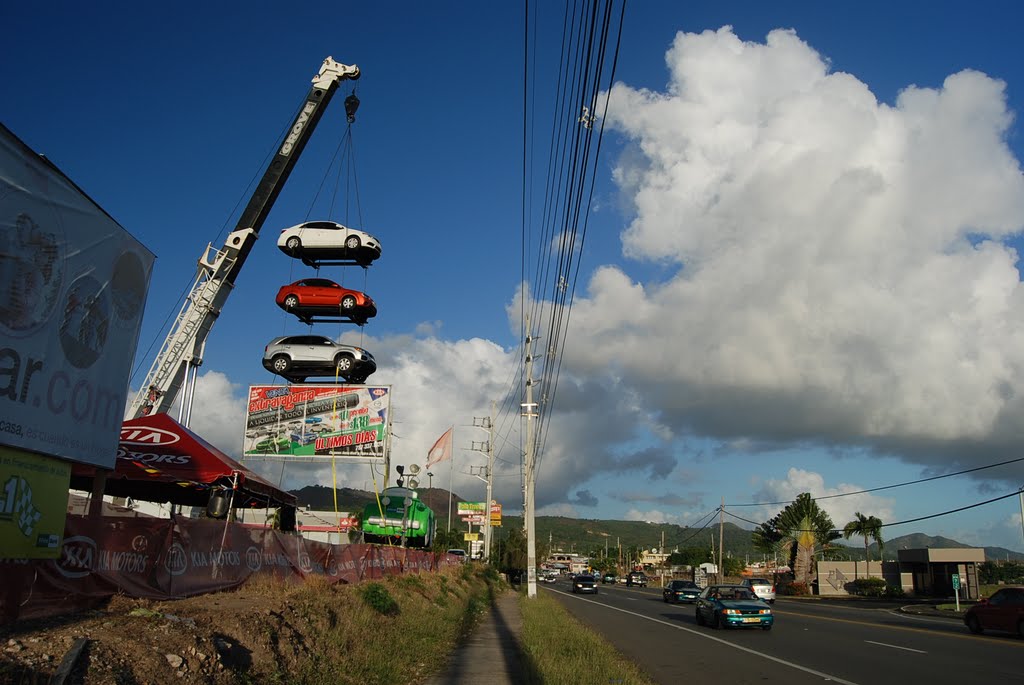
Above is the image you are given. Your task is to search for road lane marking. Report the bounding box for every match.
[772,607,1024,647]
[864,640,927,654]
[544,588,859,685]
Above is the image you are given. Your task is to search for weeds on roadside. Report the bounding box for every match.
[520,592,656,685]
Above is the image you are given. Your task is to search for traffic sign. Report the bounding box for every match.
[952,574,960,590]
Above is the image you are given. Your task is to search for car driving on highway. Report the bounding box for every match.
[663,579,701,604]
[741,577,776,603]
[964,587,1024,636]
[572,573,598,594]
[695,584,773,630]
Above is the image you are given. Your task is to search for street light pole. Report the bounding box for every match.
[427,472,434,490]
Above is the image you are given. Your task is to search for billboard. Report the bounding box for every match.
[244,385,390,459]
[0,125,155,468]
[0,446,70,558]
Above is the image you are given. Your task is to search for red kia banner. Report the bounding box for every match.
[0,515,457,624]
[70,413,295,508]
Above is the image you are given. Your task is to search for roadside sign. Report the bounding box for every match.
[952,574,960,590]
[464,533,480,541]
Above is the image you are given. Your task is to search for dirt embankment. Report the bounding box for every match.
[1,565,498,685]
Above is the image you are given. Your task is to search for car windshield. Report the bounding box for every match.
[677,581,697,589]
[717,588,755,600]
[749,579,770,585]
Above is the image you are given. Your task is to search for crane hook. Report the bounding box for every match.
[345,93,360,123]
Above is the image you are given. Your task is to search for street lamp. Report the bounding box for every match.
[428,472,434,489]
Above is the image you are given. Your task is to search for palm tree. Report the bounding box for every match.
[752,493,839,586]
[843,512,883,578]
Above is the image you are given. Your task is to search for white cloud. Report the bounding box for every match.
[563,26,1024,464]
[624,508,683,525]
[749,468,896,532]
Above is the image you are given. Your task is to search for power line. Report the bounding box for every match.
[721,488,1023,533]
[726,454,1024,507]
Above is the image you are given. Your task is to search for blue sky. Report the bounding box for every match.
[5,2,1024,554]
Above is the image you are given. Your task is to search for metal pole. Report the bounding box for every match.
[718,498,725,582]
[1019,488,1024,547]
[524,320,538,598]
[485,401,495,561]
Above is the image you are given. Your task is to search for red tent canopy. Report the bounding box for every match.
[71,413,295,509]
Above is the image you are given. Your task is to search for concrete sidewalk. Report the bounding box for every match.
[424,591,533,685]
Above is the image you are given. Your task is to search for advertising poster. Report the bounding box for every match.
[0,125,155,468]
[0,446,70,559]
[244,385,390,459]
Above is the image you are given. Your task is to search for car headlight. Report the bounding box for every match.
[722,609,740,615]
[759,609,771,614]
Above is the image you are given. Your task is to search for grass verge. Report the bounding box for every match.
[519,591,656,685]
[247,565,497,685]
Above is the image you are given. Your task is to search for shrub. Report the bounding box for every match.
[883,584,905,599]
[848,577,887,597]
[361,582,400,616]
[782,581,810,596]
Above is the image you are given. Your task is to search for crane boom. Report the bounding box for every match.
[128,57,360,420]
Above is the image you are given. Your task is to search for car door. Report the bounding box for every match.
[976,589,1010,632]
[306,278,338,307]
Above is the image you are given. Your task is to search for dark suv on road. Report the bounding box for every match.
[626,571,648,587]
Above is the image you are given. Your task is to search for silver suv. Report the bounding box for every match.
[262,335,376,383]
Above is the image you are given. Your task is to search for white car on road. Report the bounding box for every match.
[741,577,776,603]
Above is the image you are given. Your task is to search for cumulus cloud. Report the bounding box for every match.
[559,25,1024,476]
[747,468,896,532]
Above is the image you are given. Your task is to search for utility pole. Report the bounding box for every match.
[718,498,725,582]
[523,319,539,598]
[470,405,495,560]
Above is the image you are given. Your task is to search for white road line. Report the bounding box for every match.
[864,640,927,654]
[886,610,963,625]
[547,589,859,685]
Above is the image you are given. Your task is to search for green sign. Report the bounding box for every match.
[952,574,961,590]
[0,447,70,559]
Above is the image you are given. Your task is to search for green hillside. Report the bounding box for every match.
[289,487,1024,561]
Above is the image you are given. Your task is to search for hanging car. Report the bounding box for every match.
[262,335,376,383]
[277,220,382,266]
[275,278,377,324]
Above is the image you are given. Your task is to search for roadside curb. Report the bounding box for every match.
[896,604,965,620]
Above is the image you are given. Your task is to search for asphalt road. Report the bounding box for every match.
[542,580,1024,684]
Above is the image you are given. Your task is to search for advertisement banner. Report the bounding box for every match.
[244,385,390,459]
[0,515,458,624]
[490,502,502,527]
[0,447,70,558]
[456,501,486,515]
[0,125,155,468]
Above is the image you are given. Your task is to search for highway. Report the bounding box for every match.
[542,580,1024,684]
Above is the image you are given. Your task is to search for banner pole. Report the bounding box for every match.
[447,428,454,533]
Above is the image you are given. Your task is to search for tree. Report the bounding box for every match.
[843,513,883,578]
[751,493,839,586]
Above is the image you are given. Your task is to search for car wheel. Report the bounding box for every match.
[695,608,705,626]
[341,295,357,310]
[286,236,301,252]
[345,235,361,250]
[966,615,982,634]
[336,354,354,373]
[762,624,772,631]
[663,596,668,603]
[712,612,721,629]
[271,355,291,374]
[284,294,299,309]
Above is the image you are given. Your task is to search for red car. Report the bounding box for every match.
[964,587,1024,636]
[275,278,377,324]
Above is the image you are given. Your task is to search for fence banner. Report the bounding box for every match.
[0,515,457,624]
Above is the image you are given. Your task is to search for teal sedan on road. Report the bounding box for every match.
[695,584,774,630]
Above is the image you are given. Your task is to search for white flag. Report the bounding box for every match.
[426,427,453,468]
